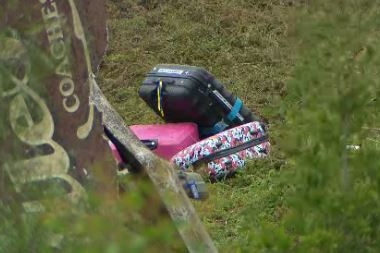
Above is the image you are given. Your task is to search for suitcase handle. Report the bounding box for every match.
[209,90,244,122]
[199,98,243,136]
[226,98,243,123]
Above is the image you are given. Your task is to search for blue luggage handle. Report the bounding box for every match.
[226,98,243,123]
[200,98,243,136]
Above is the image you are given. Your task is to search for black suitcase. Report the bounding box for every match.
[139,64,261,137]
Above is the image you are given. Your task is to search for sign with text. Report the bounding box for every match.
[0,0,116,212]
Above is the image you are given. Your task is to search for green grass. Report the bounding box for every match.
[99,0,293,251]
[100,0,292,124]
[2,0,380,252]
[99,0,380,252]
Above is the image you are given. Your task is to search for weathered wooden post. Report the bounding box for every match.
[0,1,217,252]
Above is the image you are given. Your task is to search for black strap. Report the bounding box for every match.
[103,126,144,174]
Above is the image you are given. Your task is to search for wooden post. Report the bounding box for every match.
[92,82,218,253]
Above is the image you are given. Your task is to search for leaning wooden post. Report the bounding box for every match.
[91,82,218,253]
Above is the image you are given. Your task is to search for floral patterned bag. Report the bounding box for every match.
[171,122,270,182]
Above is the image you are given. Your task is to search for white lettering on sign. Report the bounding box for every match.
[40,0,80,114]
[0,36,86,212]
[68,0,96,139]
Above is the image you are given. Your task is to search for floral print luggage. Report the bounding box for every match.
[171,121,270,182]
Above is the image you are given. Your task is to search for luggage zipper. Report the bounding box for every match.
[193,134,269,166]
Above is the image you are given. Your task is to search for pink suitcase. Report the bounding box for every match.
[171,121,270,182]
[108,140,123,164]
[130,122,200,160]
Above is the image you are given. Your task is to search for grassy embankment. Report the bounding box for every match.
[100,0,292,251]
[101,0,380,252]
